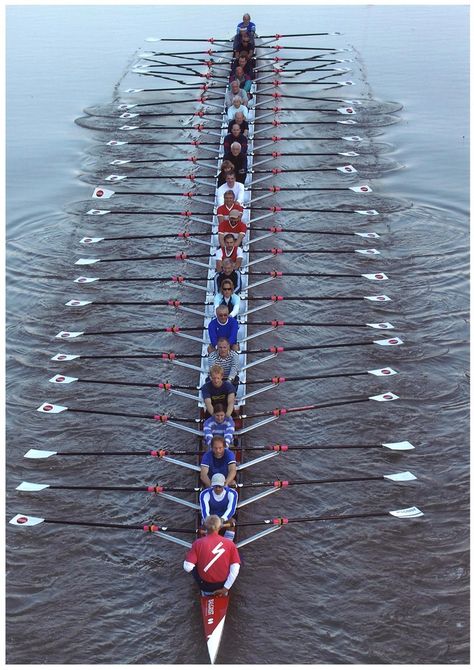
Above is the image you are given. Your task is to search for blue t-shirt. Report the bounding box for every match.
[201,379,235,405]
[201,448,237,478]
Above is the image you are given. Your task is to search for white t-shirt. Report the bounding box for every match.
[216,182,245,206]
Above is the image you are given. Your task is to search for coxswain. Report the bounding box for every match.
[216,190,244,226]
[183,514,241,596]
[216,174,245,207]
[203,402,236,448]
[199,474,238,541]
[207,305,239,353]
[201,364,236,417]
[225,79,249,109]
[227,110,249,137]
[236,13,256,36]
[208,338,240,391]
[200,435,237,487]
[227,96,249,122]
[218,208,247,248]
[223,122,248,155]
[214,278,240,318]
[215,237,243,275]
[226,142,247,183]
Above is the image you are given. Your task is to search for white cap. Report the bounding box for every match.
[211,473,226,487]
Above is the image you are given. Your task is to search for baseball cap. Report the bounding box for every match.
[211,473,226,487]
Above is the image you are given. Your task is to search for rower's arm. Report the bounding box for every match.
[200,465,211,488]
[204,397,215,416]
[225,392,235,417]
[225,462,237,486]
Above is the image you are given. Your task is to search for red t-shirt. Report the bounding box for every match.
[218,219,247,238]
[186,533,241,583]
[216,203,244,219]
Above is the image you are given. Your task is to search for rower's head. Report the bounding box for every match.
[238,53,249,66]
[220,159,234,176]
[230,80,241,94]
[216,338,231,359]
[231,123,241,138]
[235,66,244,78]
[221,279,234,297]
[216,305,229,324]
[232,96,242,109]
[230,141,242,157]
[212,402,226,424]
[204,514,222,534]
[241,33,251,46]
[210,364,225,387]
[223,234,236,253]
[211,473,226,494]
[225,173,236,187]
[228,209,241,224]
[223,190,236,208]
[242,13,251,24]
[211,435,226,458]
[234,111,244,124]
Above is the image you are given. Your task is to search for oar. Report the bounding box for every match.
[15,471,416,495]
[47,364,399,391]
[51,319,396,343]
[35,392,400,424]
[23,439,416,460]
[9,506,424,530]
[258,32,342,38]
[90,185,372,199]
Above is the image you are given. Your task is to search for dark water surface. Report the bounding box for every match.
[6,5,469,665]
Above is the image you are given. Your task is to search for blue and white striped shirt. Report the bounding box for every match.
[203,415,235,447]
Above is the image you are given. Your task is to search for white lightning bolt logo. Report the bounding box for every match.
[204,541,226,573]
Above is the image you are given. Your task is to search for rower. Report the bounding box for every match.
[201,364,236,417]
[225,142,247,184]
[229,64,252,94]
[199,474,238,541]
[183,514,241,597]
[227,110,249,137]
[223,123,248,155]
[200,435,237,487]
[207,305,239,353]
[227,95,249,122]
[216,190,244,227]
[214,278,240,318]
[218,208,247,248]
[233,31,255,59]
[215,249,242,285]
[225,79,249,109]
[236,13,256,36]
[216,174,245,207]
[217,160,236,187]
[208,338,240,391]
[203,402,236,448]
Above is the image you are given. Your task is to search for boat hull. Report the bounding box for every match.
[201,594,229,664]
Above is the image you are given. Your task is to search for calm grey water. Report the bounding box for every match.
[6,5,469,665]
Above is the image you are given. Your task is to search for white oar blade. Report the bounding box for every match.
[37,402,68,414]
[119,113,139,120]
[342,135,363,141]
[364,295,391,302]
[117,103,137,110]
[339,151,359,157]
[75,258,100,265]
[105,174,127,182]
[24,449,58,459]
[65,300,92,307]
[74,276,100,283]
[86,209,111,215]
[338,119,358,125]
[106,140,128,146]
[10,514,45,526]
[337,164,358,174]
[355,209,379,215]
[51,353,81,361]
[93,187,115,199]
[145,36,160,42]
[355,232,380,239]
[366,322,394,330]
[124,88,144,93]
[384,471,417,482]
[350,185,373,193]
[382,440,415,451]
[80,238,104,245]
[337,106,356,115]
[16,481,50,492]
[362,273,388,281]
[374,337,403,346]
[49,374,78,384]
[369,392,399,402]
[355,248,380,256]
[367,367,398,377]
[109,159,131,165]
[119,125,140,131]
[389,506,424,518]
[55,331,84,340]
